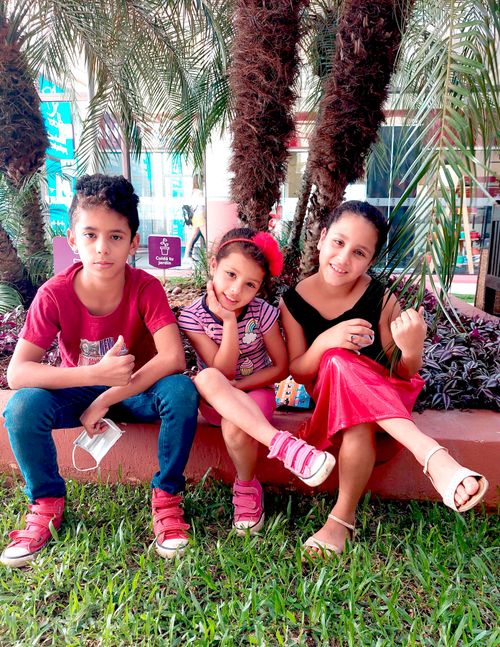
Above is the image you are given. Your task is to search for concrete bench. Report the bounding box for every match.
[0,390,497,509]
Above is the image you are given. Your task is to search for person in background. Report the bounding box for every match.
[183,178,206,266]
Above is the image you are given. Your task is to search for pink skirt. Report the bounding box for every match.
[300,349,425,462]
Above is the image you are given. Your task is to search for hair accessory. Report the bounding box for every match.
[218,232,283,277]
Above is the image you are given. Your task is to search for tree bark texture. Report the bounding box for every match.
[228,0,308,231]
[300,0,415,277]
[282,163,312,284]
[0,16,48,289]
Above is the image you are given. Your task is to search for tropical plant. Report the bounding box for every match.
[286,0,500,291]
[382,0,500,308]
[282,1,342,276]
[0,6,48,301]
[0,284,21,314]
[299,0,416,276]
[0,0,228,304]
[0,173,52,308]
[391,279,500,411]
[166,0,500,309]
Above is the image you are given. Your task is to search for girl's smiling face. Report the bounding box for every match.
[210,251,265,316]
[317,212,379,285]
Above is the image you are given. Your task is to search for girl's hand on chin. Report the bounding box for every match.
[206,280,236,322]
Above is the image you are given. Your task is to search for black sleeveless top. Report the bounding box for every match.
[282,277,390,368]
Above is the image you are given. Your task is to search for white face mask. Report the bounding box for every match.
[72,419,124,472]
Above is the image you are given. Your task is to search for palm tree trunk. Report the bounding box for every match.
[282,163,312,282]
[0,13,48,299]
[287,163,312,249]
[228,0,307,230]
[299,0,415,276]
[300,188,330,276]
[0,222,24,286]
[0,219,36,302]
[16,178,47,259]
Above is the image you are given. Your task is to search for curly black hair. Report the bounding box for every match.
[68,174,140,238]
[325,200,389,259]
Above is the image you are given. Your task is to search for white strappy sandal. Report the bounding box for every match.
[423,445,489,512]
[303,514,355,558]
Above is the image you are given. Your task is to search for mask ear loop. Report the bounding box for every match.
[72,444,99,472]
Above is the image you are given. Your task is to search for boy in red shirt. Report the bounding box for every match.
[1,174,198,568]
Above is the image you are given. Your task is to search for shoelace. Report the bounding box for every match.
[268,431,315,475]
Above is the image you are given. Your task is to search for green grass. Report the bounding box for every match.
[451,293,475,304]
[0,479,498,646]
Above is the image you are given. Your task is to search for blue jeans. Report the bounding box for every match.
[4,374,199,502]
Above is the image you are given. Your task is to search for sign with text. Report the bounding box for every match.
[41,101,74,160]
[148,235,181,269]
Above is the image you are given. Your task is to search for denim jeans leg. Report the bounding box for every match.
[113,374,199,495]
[4,386,105,501]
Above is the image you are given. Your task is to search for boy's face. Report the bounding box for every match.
[67,205,139,278]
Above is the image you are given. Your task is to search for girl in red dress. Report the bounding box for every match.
[280,200,489,556]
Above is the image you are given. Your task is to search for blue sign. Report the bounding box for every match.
[41,101,74,159]
[39,77,65,95]
[39,76,76,232]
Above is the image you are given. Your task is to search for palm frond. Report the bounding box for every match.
[0,283,22,314]
[381,0,500,310]
[4,0,232,177]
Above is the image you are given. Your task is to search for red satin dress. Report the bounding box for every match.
[301,348,424,454]
[282,281,425,462]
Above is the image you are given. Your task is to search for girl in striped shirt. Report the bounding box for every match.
[179,227,335,535]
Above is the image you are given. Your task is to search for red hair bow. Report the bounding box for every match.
[252,232,283,277]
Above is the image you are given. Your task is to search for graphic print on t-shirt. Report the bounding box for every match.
[241,318,258,345]
[78,337,128,366]
[239,357,254,376]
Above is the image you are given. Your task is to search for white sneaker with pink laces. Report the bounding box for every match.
[267,430,335,487]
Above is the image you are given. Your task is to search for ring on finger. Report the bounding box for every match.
[350,334,355,343]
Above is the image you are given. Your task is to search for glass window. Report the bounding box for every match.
[101,151,194,266]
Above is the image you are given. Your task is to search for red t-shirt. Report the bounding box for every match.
[21,262,176,370]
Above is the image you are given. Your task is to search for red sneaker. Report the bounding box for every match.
[232,478,265,536]
[1,497,65,568]
[268,430,335,487]
[152,489,190,559]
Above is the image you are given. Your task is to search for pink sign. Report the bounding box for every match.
[53,236,80,274]
[148,235,181,268]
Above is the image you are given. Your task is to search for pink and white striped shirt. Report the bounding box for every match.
[178,295,279,380]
